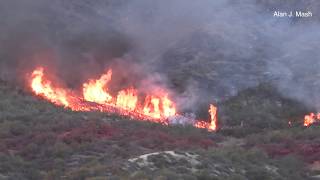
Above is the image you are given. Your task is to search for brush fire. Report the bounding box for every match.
[30,67,218,131]
[304,112,320,127]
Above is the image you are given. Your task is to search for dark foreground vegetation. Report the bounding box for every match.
[0,81,319,180]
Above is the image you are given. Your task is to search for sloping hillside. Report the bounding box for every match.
[0,81,316,179]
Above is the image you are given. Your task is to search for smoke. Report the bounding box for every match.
[0,0,319,112]
[266,23,320,110]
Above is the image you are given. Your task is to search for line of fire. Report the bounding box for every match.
[30,67,318,130]
[30,67,218,131]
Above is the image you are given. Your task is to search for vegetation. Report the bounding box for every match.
[0,81,318,179]
[218,83,309,137]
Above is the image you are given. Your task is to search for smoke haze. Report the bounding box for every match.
[0,0,319,112]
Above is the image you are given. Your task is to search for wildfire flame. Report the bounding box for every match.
[162,95,177,117]
[83,70,113,104]
[143,95,162,119]
[304,112,320,127]
[142,94,176,119]
[29,67,218,131]
[194,104,218,131]
[31,67,69,107]
[27,64,320,131]
[208,104,218,131]
[116,88,138,111]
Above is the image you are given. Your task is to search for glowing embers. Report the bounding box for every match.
[304,112,320,127]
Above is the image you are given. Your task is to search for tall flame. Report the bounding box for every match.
[83,70,113,104]
[142,94,176,119]
[162,95,177,117]
[143,95,162,119]
[208,104,218,131]
[116,88,138,111]
[29,67,218,132]
[194,104,218,131]
[31,67,69,107]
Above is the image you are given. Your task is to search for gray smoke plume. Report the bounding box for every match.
[0,0,319,113]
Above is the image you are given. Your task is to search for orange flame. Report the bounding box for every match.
[194,104,218,131]
[31,67,69,107]
[116,88,138,111]
[143,95,162,119]
[142,94,176,119]
[162,95,177,117]
[208,104,218,131]
[29,67,217,132]
[304,112,320,127]
[83,70,113,104]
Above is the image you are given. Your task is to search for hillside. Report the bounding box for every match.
[0,81,318,179]
[0,0,319,179]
